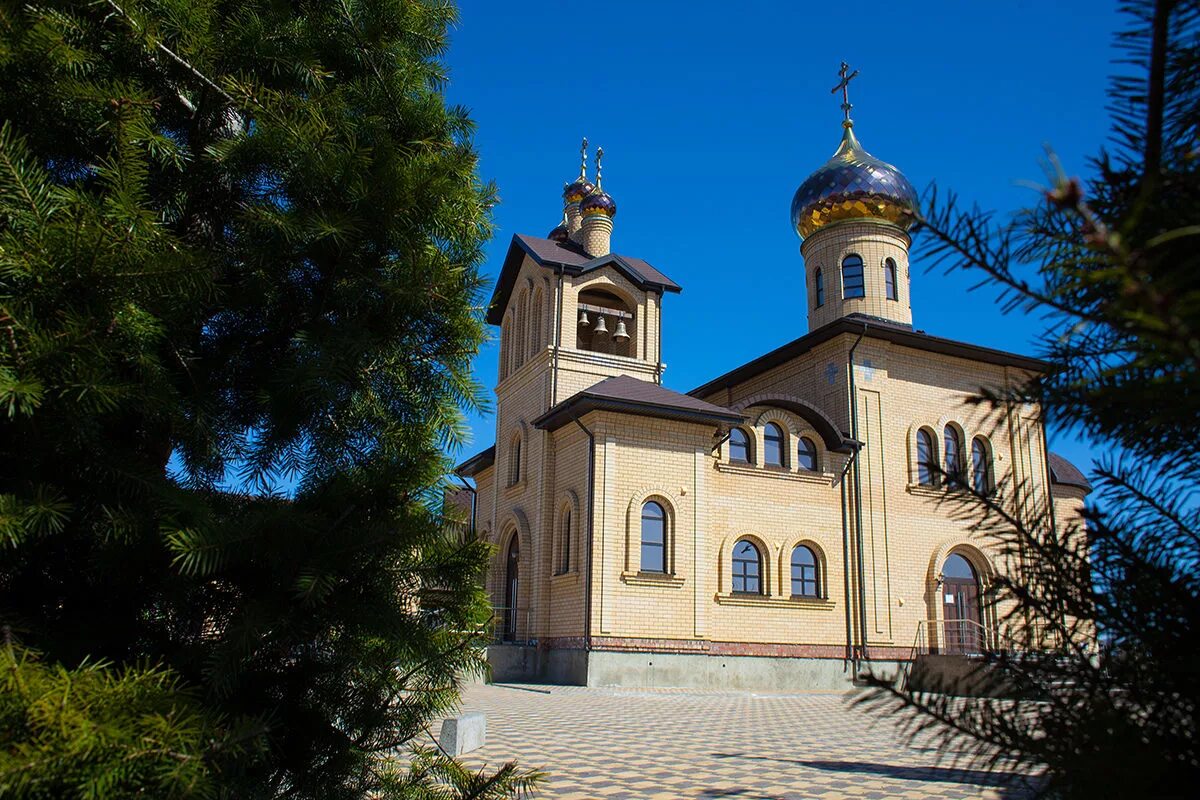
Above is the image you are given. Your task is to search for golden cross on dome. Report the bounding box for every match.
[595,146,604,189]
[578,137,589,180]
[831,61,860,123]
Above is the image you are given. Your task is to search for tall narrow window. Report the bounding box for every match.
[508,437,522,486]
[944,425,962,485]
[917,428,937,486]
[732,540,762,594]
[884,258,898,301]
[814,268,825,307]
[797,436,817,471]
[558,509,571,574]
[640,501,666,573]
[530,289,543,358]
[972,437,994,495]
[791,545,820,597]
[728,428,751,464]
[764,423,785,467]
[842,254,865,299]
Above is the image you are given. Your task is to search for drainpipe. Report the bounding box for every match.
[568,409,596,654]
[655,291,664,385]
[838,446,860,673]
[848,324,869,662]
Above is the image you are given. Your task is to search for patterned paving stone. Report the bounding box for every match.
[455,683,1035,799]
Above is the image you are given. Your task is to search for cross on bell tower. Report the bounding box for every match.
[830,61,860,124]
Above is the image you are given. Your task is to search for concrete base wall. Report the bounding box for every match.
[586,650,903,691]
[543,647,589,685]
[483,644,905,691]
[485,644,538,683]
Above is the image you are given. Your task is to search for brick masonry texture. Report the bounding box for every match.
[469,224,1086,679]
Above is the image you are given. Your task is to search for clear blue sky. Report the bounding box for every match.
[444,0,1123,474]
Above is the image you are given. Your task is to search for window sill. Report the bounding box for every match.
[715,593,836,610]
[716,463,830,484]
[504,479,526,495]
[620,571,685,588]
[906,483,945,498]
[550,571,579,586]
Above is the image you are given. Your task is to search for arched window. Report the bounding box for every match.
[508,436,522,486]
[972,437,994,495]
[732,540,762,594]
[515,288,528,369]
[640,501,666,573]
[884,258,898,301]
[530,288,543,358]
[791,545,820,598]
[763,423,785,467]
[728,427,751,464]
[499,317,513,381]
[842,254,865,299]
[797,436,817,471]
[814,268,825,307]
[944,425,962,485]
[558,508,571,575]
[916,428,937,486]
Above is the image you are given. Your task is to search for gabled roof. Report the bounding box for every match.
[454,445,495,478]
[1048,452,1092,493]
[691,314,1050,398]
[533,375,743,432]
[486,234,681,325]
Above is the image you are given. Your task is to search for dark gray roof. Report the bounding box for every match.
[455,445,495,478]
[533,375,744,432]
[486,234,681,325]
[691,314,1050,397]
[1048,452,1092,492]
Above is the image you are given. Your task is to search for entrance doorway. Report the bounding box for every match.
[504,537,519,641]
[941,553,982,654]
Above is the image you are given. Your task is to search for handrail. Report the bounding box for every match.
[487,605,534,646]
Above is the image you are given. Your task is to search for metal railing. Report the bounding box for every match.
[910,618,1005,658]
[487,606,534,645]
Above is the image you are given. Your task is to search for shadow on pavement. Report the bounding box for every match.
[712,752,1027,788]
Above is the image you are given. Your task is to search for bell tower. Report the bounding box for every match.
[790,63,919,331]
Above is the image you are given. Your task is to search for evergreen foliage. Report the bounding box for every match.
[0,0,534,796]
[862,1,1199,797]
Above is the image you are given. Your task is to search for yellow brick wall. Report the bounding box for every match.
[801,221,913,330]
[475,243,1076,661]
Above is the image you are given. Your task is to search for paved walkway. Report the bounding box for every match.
[456,684,1035,799]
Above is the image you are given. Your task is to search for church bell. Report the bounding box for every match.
[593,315,609,335]
[613,320,629,342]
[578,310,589,327]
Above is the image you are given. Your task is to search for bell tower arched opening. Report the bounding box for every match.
[576,288,636,358]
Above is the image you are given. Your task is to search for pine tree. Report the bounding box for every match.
[0,1,536,796]
[862,1,1199,797]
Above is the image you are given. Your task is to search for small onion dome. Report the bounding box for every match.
[790,123,918,241]
[563,178,596,205]
[580,189,617,218]
[548,221,569,241]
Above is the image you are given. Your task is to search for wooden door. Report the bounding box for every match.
[941,554,982,654]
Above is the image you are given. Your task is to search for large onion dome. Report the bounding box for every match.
[580,188,616,218]
[790,122,918,241]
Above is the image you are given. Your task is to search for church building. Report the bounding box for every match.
[455,74,1091,689]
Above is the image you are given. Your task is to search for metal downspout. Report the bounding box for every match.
[568,410,596,655]
[839,449,859,673]
[848,324,869,662]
